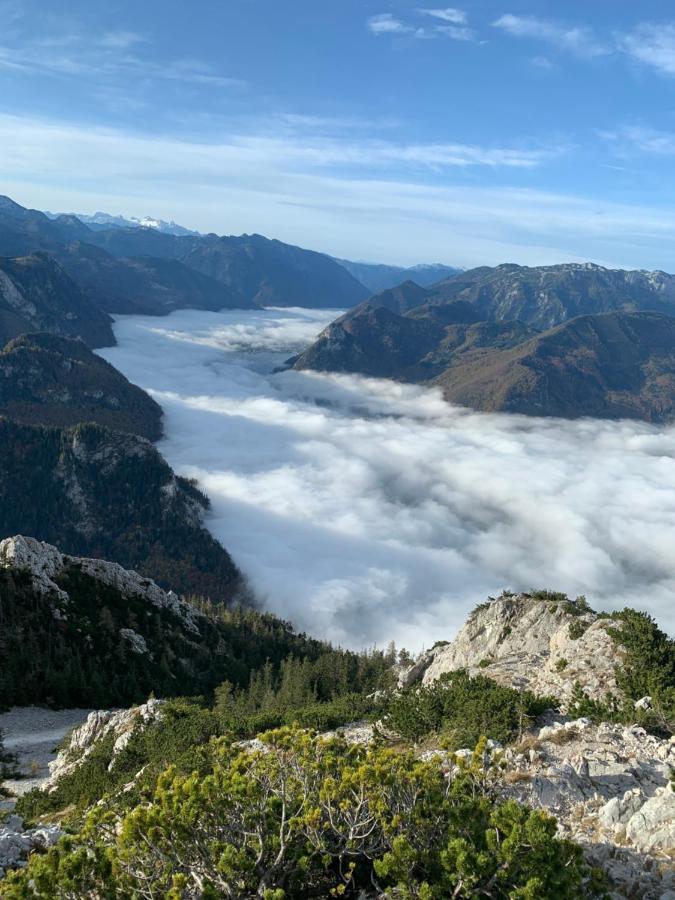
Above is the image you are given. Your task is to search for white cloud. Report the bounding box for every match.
[600,124,675,155]
[417,8,467,25]
[100,308,675,649]
[531,55,555,70]
[368,9,473,41]
[434,24,474,42]
[367,13,418,36]
[99,30,146,49]
[5,111,675,269]
[619,22,675,76]
[0,25,241,87]
[493,14,608,58]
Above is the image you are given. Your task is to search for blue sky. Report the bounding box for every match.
[4,0,675,268]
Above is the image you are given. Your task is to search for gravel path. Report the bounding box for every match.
[1,707,92,797]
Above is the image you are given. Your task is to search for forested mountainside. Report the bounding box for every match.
[0,535,353,708]
[333,258,462,293]
[86,230,370,309]
[0,332,162,439]
[0,196,370,313]
[0,253,114,348]
[52,241,254,315]
[2,584,673,898]
[293,305,675,422]
[0,420,240,599]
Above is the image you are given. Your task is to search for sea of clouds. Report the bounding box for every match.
[100,307,675,649]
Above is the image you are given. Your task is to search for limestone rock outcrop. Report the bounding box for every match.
[45,700,164,789]
[402,592,622,707]
[0,815,62,878]
[0,535,201,631]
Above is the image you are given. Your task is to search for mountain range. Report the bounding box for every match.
[0,196,370,323]
[292,263,675,422]
[333,258,462,293]
[46,210,202,236]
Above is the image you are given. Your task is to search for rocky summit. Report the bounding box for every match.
[400,591,621,705]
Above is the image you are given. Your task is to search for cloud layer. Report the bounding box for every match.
[100,308,675,650]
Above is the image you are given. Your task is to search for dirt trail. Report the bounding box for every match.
[1,706,92,798]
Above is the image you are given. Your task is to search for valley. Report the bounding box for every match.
[100,306,675,647]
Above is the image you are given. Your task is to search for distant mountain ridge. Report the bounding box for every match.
[46,210,201,236]
[0,196,370,316]
[292,262,675,423]
[333,258,462,293]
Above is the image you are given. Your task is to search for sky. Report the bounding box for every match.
[4,0,675,267]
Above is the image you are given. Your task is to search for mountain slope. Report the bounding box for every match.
[344,262,675,330]
[0,535,326,708]
[83,226,370,308]
[178,234,370,308]
[0,419,241,599]
[0,333,162,438]
[53,242,251,314]
[432,310,675,420]
[0,253,115,348]
[294,307,675,422]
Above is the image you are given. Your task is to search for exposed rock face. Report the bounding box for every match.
[497,718,675,898]
[401,593,621,707]
[0,815,62,878]
[0,535,201,630]
[0,332,162,439]
[0,534,250,709]
[0,253,114,348]
[45,700,164,789]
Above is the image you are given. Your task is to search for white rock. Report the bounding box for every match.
[625,784,675,851]
[420,593,620,708]
[0,535,202,632]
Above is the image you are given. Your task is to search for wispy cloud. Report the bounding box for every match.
[0,23,242,89]
[99,30,147,50]
[367,13,421,36]
[417,7,467,25]
[600,124,675,155]
[492,14,608,58]
[618,22,675,76]
[531,56,555,70]
[368,8,474,41]
[3,110,675,271]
